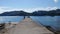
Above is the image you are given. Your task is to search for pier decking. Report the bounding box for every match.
[5,17,54,34]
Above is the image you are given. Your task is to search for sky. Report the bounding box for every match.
[0,0,60,13]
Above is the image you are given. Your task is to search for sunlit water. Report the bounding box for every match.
[30,16,60,31]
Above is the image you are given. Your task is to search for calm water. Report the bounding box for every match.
[0,16,60,31]
[30,16,60,31]
[0,16,24,23]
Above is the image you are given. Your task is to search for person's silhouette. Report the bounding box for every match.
[24,16,25,19]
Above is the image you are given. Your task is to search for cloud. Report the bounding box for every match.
[24,7,58,12]
[0,6,22,13]
[54,0,58,3]
[0,6,58,14]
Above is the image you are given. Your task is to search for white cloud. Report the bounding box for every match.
[54,0,58,3]
[0,6,22,13]
[24,7,58,12]
[0,6,58,14]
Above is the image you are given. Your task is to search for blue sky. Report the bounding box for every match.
[0,0,60,13]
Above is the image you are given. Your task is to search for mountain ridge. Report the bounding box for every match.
[0,9,60,16]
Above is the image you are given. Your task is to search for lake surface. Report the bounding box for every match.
[0,16,24,23]
[0,16,60,31]
[30,16,60,31]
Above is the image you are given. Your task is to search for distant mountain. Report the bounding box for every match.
[32,9,60,16]
[0,10,29,16]
[0,9,60,16]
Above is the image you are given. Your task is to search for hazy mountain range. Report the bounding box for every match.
[0,9,60,16]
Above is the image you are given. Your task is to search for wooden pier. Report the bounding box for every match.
[4,17,54,34]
